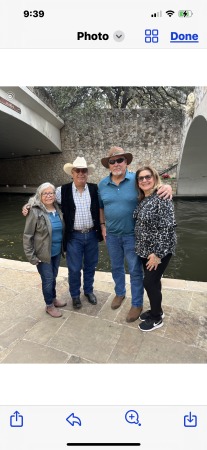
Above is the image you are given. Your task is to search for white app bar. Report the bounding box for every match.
[0,405,206,449]
[0,0,206,48]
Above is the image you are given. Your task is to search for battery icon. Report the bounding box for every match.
[178,10,193,17]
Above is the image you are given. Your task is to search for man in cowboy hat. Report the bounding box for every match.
[57,156,102,308]
[98,146,172,323]
[23,156,102,309]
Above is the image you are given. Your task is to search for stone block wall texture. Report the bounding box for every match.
[0,107,183,188]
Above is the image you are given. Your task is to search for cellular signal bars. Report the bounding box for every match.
[151,11,162,17]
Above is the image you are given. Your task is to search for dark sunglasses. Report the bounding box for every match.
[73,168,88,173]
[108,157,126,165]
[137,174,152,182]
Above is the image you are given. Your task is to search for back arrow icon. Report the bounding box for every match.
[66,413,82,426]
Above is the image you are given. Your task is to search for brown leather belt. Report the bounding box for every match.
[73,227,94,233]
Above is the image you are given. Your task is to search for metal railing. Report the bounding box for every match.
[159,162,178,176]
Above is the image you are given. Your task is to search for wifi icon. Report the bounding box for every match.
[166,10,175,17]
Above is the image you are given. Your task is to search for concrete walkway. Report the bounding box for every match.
[0,258,207,364]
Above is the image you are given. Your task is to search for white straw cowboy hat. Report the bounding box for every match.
[101,146,133,168]
[63,157,95,176]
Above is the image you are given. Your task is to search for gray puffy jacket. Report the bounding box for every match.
[23,199,65,265]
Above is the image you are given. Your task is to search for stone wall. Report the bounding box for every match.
[0,107,183,190]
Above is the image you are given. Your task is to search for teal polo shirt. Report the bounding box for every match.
[98,170,138,235]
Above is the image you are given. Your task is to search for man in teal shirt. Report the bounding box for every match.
[98,147,172,322]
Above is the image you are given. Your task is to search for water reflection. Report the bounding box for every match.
[0,194,206,282]
[167,199,207,282]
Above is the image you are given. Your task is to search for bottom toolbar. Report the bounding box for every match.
[0,405,205,449]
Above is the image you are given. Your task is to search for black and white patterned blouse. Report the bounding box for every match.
[133,192,177,259]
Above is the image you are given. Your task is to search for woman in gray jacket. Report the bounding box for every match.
[23,182,66,318]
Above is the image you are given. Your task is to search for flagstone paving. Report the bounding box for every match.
[0,258,207,364]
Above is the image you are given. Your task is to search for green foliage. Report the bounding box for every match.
[34,86,194,117]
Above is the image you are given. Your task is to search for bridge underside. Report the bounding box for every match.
[177,115,207,196]
[0,110,61,159]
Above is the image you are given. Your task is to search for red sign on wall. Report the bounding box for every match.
[0,96,21,114]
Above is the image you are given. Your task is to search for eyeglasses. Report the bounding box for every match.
[137,174,152,182]
[108,157,126,165]
[73,168,88,173]
[42,192,55,197]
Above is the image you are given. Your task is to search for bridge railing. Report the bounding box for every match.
[159,162,178,178]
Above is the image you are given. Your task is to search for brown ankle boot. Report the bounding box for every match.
[46,305,62,318]
[126,306,143,323]
[111,295,125,310]
[53,299,67,308]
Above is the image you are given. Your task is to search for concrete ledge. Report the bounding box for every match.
[0,187,37,194]
[0,258,206,292]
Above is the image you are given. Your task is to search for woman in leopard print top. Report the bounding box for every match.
[133,165,177,332]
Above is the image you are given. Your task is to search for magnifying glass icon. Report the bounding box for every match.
[125,410,141,426]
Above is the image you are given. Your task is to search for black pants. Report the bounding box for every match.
[141,253,172,319]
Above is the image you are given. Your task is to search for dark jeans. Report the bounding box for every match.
[66,230,99,298]
[37,253,61,306]
[141,253,172,319]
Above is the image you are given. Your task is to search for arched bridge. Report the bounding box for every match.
[0,87,64,159]
[177,90,207,196]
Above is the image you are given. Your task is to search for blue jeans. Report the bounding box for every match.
[37,253,61,306]
[66,230,99,297]
[106,234,144,307]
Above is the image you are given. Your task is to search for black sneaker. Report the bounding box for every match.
[138,317,163,332]
[139,309,165,321]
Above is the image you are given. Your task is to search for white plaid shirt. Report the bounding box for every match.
[55,184,93,230]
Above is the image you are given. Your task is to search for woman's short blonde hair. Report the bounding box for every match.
[135,165,162,201]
